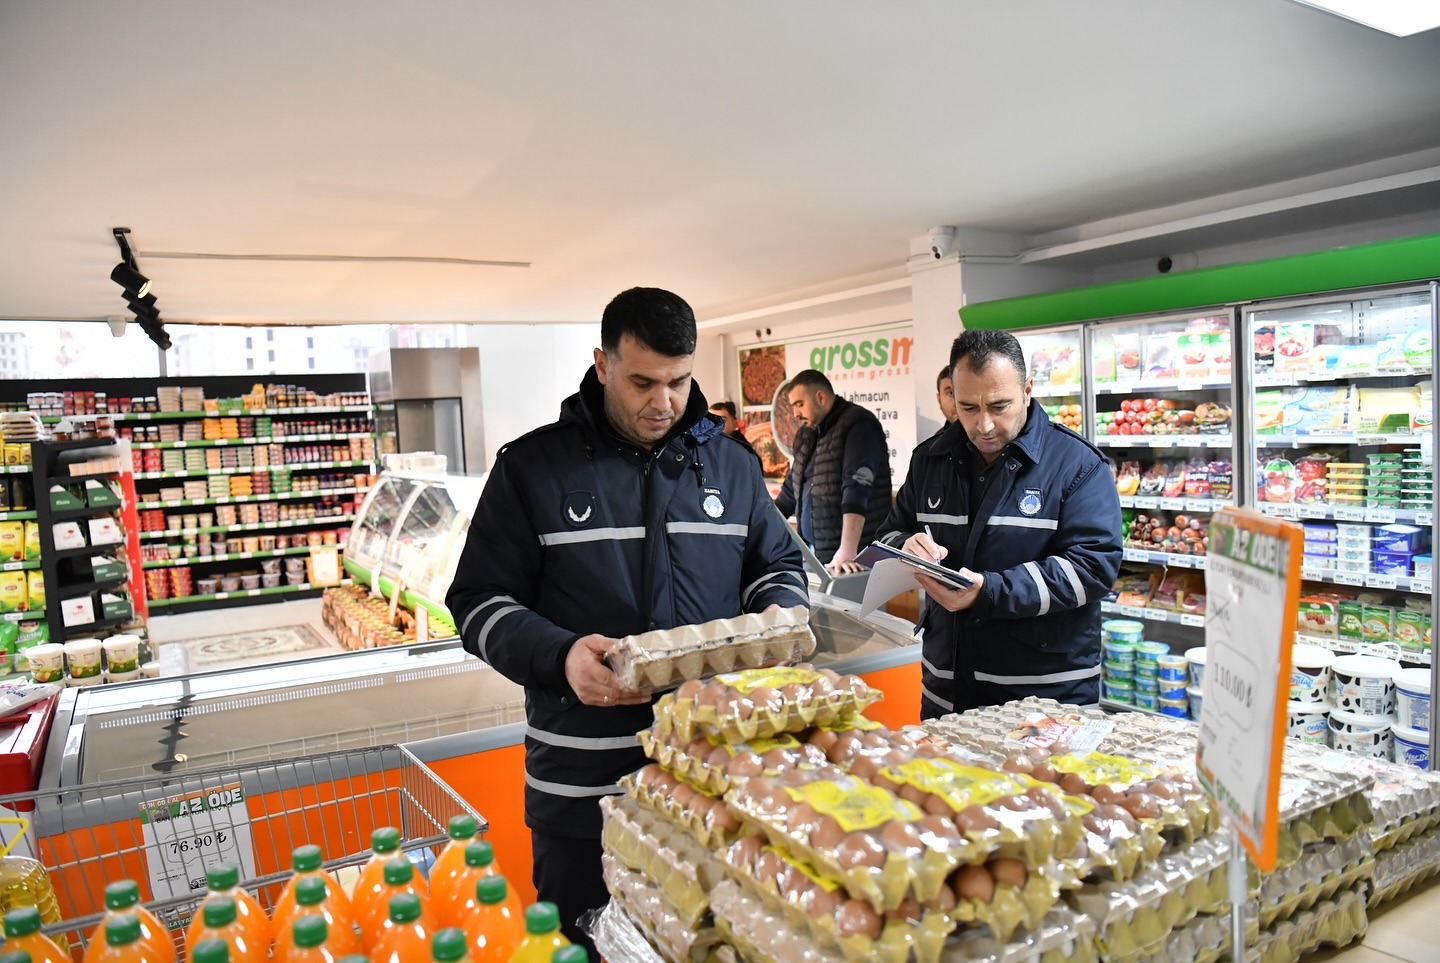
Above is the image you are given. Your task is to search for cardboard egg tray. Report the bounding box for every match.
[1368,827,1440,908]
[711,879,849,963]
[654,665,882,743]
[637,726,829,797]
[588,900,671,963]
[602,852,726,963]
[1243,884,1368,963]
[600,793,731,929]
[609,605,816,693]
[623,764,745,849]
[1126,910,1229,963]
[1255,833,1373,928]
[1324,753,1440,852]
[945,905,1099,963]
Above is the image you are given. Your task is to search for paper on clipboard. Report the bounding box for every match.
[854,543,971,616]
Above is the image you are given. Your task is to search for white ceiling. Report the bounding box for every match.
[2,1,1439,326]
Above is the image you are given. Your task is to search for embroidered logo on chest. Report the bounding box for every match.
[702,487,725,519]
[1018,488,1043,516]
[563,491,595,527]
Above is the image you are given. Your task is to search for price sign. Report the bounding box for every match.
[1296,506,1328,519]
[139,782,256,902]
[1133,497,1159,509]
[1119,605,1145,618]
[1334,507,1366,521]
[1366,509,1396,524]
[1181,613,1206,628]
[1143,608,1170,622]
[1159,498,1187,510]
[1367,574,1398,590]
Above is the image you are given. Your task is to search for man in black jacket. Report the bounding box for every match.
[445,288,806,950]
[773,369,892,573]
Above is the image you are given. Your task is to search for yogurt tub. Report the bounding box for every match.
[1286,701,1331,745]
[1158,696,1189,718]
[1105,679,1135,704]
[1395,668,1431,731]
[1328,708,1393,759]
[1184,647,1208,688]
[63,638,103,680]
[1392,724,1430,769]
[1102,620,1145,644]
[1134,641,1169,666]
[66,674,103,688]
[101,634,141,674]
[1102,638,1136,666]
[24,643,65,684]
[1158,680,1188,700]
[105,669,141,685]
[140,661,163,679]
[1187,686,1203,720]
[1156,654,1188,683]
[1330,654,1399,716]
[1134,663,1159,681]
[1134,690,1159,711]
[1290,644,1335,703]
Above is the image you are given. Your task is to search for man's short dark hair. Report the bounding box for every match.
[709,400,738,418]
[786,369,833,395]
[950,329,1026,380]
[601,287,697,357]
[936,365,953,391]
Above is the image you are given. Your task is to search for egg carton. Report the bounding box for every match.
[711,879,850,963]
[637,725,832,797]
[1068,834,1232,963]
[589,899,690,963]
[654,665,881,743]
[1255,834,1373,928]
[1338,754,1440,852]
[1368,826,1440,908]
[1243,884,1368,963]
[600,793,731,929]
[944,904,1099,963]
[624,764,745,849]
[609,605,817,693]
[1126,910,1229,963]
[601,853,727,963]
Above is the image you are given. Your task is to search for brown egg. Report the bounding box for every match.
[845,677,872,699]
[652,771,679,794]
[885,896,922,922]
[829,732,862,763]
[799,744,829,767]
[1031,763,1058,783]
[1002,754,1035,774]
[696,684,726,709]
[806,887,843,920]
[780,768,811,787]
[1097,803,1138,831]
[819,668,842,684]
[1148,780,1181,801]
[637,764,661,788]
[848,756,880,781]
[897,783,927,805]
[872,774,903,796]
[861,731,890,750]
[747,685,781,713]
[809,675,838,699]
[1059,773,1090,795]
[727,753,765,778]
[812,815,846,850]
[835,832,886,870]
[880,749,911,768]
[931,880,957,913]
[1090,784,1123,806]
[708,805,742,835]
[685,736,713,757]
[953,865,995,904]
[879,820,923,855]
[1121,793,1161,820]
[675,679,704,701]
[989,858,1028,888]
[755,848,786,883]
[923,794,955,817]
[671,783,698,810]
[707,745,734,768]
[834,899,883,940]
[786,802,821,836]
[761,747,796,771]
[1026,746,1050,761]
[720,692,755,720]
[917,814,962,847]
[780,682,809,704]
[730,834,765,868]
[998,793,1033,812]
[808,729,839,754]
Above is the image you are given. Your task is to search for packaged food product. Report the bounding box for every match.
[21,522,39,561]
[25,571,43,610]
[1114,461,1141,496]
[1255,832,1373,928]
[636,726,829,797]
[609,606,816,694]
[593,871,719,963]
[1262,459,1296,503]
[1205,461,1232,501]
[0,521,22,560]
[599,793,729,929]
[623,764,744,848]
[1182,460,1210,499]
[710,879,848,963]
[1137,464,1165,496]
[653,666,880,743]
[0,572,27,613]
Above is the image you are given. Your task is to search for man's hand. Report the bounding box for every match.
[902,532,948,563]
[916,569,984,612]
[825,544,864,575]
[564,634,650,707]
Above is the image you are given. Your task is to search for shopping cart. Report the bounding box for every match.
[0,744,485,958]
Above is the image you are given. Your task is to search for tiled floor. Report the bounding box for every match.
[1314,875,1440,962]
[147,597,343,672]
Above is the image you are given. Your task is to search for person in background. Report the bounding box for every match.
[876,329,1121,717]
[773,368,892,574]
[446,287,807,951]
[936,364,958,427]
[709,399,760,461]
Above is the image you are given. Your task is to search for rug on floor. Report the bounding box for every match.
[170,624,340,668]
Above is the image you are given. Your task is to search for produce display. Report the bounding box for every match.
[609,606,816,693]
[1112,459,1232,500]
[320,584,455,650]
[1095,400,1232,437]
[1122,512,1210,557]
[1040,403,1084,432]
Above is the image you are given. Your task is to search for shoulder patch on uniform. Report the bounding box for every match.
[563,491,596,526]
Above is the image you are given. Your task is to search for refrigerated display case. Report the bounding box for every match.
[1015,326,1085,434]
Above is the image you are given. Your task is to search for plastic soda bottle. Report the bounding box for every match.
[195,864,270,950]
[350,828,401,947]
[358,858,428,952]
[273,876,359,958]
[275,916,337,963]
[427,816,479,921]
[184,897,264,963]
[190,937,229,963]
[274,845,351,927]
[550,948,587,963]
[0,908,67,963]
[84,882,174,963]
[370,894,432,963]
[462,877,523,963]
[85,914,171,963]
[434,841,502,929]
[505,903,568,963]
[432,928,471,963]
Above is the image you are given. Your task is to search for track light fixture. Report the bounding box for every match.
[111,227,170,351]
[110,262,151,297]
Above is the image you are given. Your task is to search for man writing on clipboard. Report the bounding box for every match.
[876,329,1122,718]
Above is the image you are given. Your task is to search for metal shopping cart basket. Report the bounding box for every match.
[0,744,486,957]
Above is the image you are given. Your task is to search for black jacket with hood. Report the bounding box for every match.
[445,367,808,838]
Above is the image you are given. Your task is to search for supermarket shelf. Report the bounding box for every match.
[55,575,127,599]
[0,559,41,572]
[0,510,36,522]
[40,404,371,424]
[1257,503,1433,526]
[2,610,44,622]
[0,465,32,475]
[1121,547,1208,569]
[1100,600,1206,628]
[131,432,371,450]
[1256,368,1431,388]
[1299,567,1431,594]
[1100,698,1191,720]
[1295,631,1431,666]
[1032,385,1081,399]
[139,513,354,540]
[138,485,369,510]
[63,470,118,483]
[1255,432,1424,448]
[1118,495,1227,514]
[49,504,123,521]
[148,578,351,611]
[135,459,371,480]
[60,614,131,638]
[51,543,120,562]
[1095,377,1230,396]
[1096,434,1233,449]
[142,545,319,569]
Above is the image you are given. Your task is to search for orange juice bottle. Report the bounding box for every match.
[427,817,478,922]
[431,928,470,963]
[462,877,523,963]
[505,904,568,963]
[349,828,401,947]
[370,894,431,963]
[184,898,264,963]
[275,916,336,963]
[434,842,502,929]
[189,937,229,963]
[0,908,67,963]
[274,845,351,929]
[84,914,171,963]
[358,858,428,952]
[195,864,270,950]
[272,878,359,958]
[84,882,174,963]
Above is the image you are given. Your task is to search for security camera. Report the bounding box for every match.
[1157,256,1174,274]
[929,226,956,260]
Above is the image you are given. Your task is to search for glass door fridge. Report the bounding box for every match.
[1015,326,1085,436]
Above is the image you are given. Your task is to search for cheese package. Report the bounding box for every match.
[0,522,22,560]
[51,521,86,550]
[88,516,123,546]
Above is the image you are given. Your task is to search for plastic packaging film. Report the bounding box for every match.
[1243,885,1369,963]
[601,853,726,963]
[600,793,731,929]
[624,764,745,849]
[1368,827,1440,907]
[609,606,817,693]
[653,665,882,743]
[1254,832,1373,928]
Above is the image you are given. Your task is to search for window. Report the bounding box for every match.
[246,358,254,371]
[162,324,390,375]
[267,350,275,362]
[306,337,314,349]
[308,358,315,370]
[267,330,274,341]
[245,336,252,350]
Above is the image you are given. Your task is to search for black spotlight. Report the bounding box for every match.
[110,262,152,297]
[124,291,158,315]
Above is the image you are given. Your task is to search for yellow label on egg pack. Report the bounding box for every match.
[716,666,821,693]
[707,733,801,757]
[767,845,841,892]
[825,716,882,732]
[1016,774,1095,816]
[784,777,922,831]
[1048,752,1159,788]
[878,758,1026,811]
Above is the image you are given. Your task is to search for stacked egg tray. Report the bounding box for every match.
[1368,828,1440,908]
[608,605,816,693]
[1242,886,1369,963]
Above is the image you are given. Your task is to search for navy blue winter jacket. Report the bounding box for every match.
[445,367,808,837]
[878,401,1122,717]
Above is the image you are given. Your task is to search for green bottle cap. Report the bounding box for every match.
[371,827,401,853]
[105,914,141,947]
[336,957,369,963]
[463,841,494,869]
[524,901,560,936]
[446,814,477,841]
[475,875,508,906]
[3,908,40,938]
[387,893,422,924]
[551,948,588,963]
[293,915,328,949]
[431,928,468,963]
[206,863,240,890]
[104,880,140,910]
[382,856,414,885]
[0,951,32,963]
[202,896,237,927]
[292,844,323,872]
[295,876,328,907]
[191,937,230,963]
